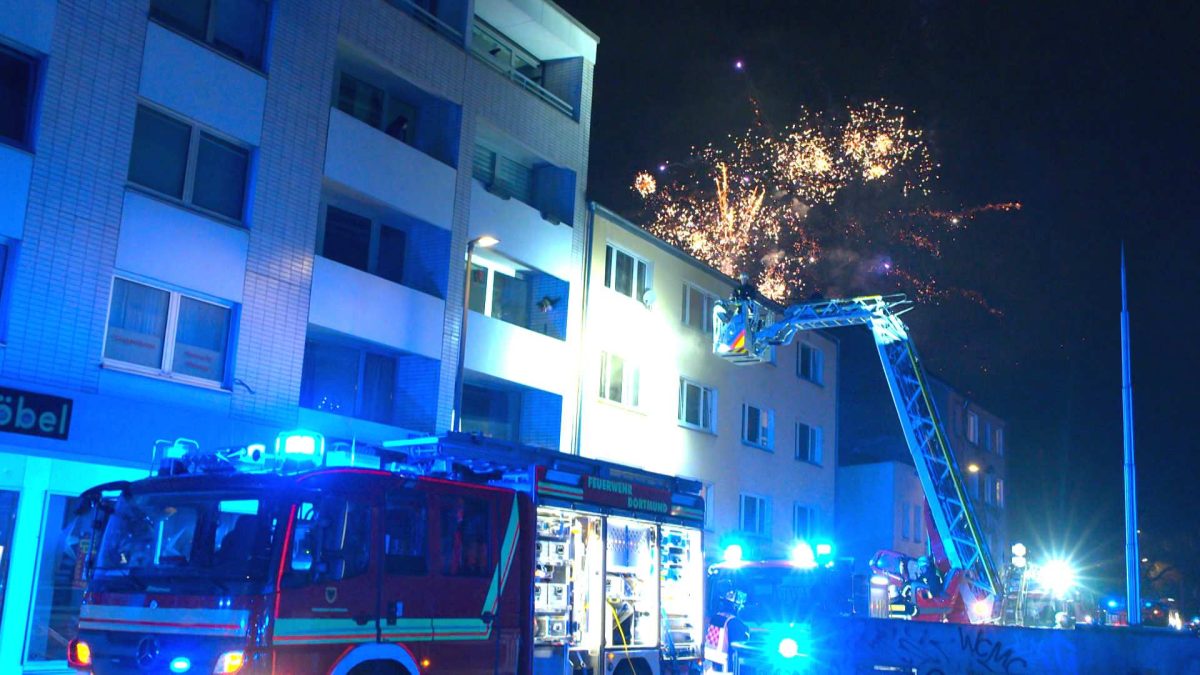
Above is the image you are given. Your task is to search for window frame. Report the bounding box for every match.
[738,493,769,536]
[148,0,271,70]
[102,276,235,388]
[680,282,717,334]
[795,421,823,465]
[966,410,980,444]
[603,243,651,305]
[797,342,824,385]
[0,44,38,150]
[741,403,774,450]
[318,201,408,285]
[677,377,715,432]
[792,503,815,541]
[598,351,640,409]
[128,103,253,225]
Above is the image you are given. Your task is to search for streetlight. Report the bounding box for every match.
[452,235,499,432]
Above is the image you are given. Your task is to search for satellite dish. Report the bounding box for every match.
[641,288,657,308]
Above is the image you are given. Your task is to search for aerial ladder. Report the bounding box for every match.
[712,282,1000,623]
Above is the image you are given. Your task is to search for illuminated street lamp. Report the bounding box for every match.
[452,235,499,431]
[967,463,981,473]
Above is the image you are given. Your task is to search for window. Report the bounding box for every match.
[26,495,86,662]
[319,205,408,285]
[128,105,251,222]
[438,495,490,576]
[966,411,980,444]
[792,503,815,540]
[104,278,233,385]
[913,505,923,544]
[739,494,769,536]
[742,403,773,450]
[795,422,823,465]
[604,244,650,304]
[681,283,716,333]
[599,352,639,408]
[994,427,1004,456]
[300,338,398,424]
[678,378,715,432]
[982,421,993,451]
[901,503,911,541]
[336,72,416,143]
[0,45,37,148]
[995,478,1005,508]
[385,490,428,575]
[149,0,270,68]
[287,498,370,582]
[984,477,996,506]
[797,343,824,384]
[472,143,533,203]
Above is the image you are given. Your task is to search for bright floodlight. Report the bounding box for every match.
[723,544,744,563]
[1040,559,1076,597]
[1011,542,1027,557]
[778,637,799,659]
[791,541,817,569]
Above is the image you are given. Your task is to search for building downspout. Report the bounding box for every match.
[571,201,598,455]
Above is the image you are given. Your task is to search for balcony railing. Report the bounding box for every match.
[470,18,573,117]
[386,0,464,45]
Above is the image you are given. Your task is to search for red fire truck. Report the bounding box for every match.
[67,432,705,674]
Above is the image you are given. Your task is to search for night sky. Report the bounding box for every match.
[557,0,1200,596]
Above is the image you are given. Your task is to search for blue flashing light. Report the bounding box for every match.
[276,429,325,464]
[790,541,817,569]
[1107,599,1119,609]
[723,544,744,564]
[815,542,833,557]
[778,637,799,659]
[169,656,191,673]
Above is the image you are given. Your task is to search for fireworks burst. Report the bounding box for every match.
[634,100,1015,307]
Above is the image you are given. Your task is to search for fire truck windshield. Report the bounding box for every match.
[95,490,273,589]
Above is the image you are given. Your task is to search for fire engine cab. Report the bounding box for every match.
[67,432,705,675]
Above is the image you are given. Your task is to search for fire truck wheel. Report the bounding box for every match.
[347,660,409,675]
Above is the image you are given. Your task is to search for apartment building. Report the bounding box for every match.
[0,0,595,669]
[836,328,1008,571]
[581,205,839,561]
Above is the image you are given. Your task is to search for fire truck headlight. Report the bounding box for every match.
[213,650,244,674]
[778,637,800,659]
[67,639,92,668]
[169,656,192,672]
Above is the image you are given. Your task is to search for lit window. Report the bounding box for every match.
[0,44,37,149]
[681,283,716,333]
[678,378,715,432]
[599,351,639,408]
[104,278,233,385]
[128,105,251,222]
[742,404,773,450]
[149,0,270,68]
[739,494,769,536]
[797,343,824,384]
[300,337,398,424]
[966,411,980,444]
[795,422,823,465]
[466,255,567,340]
[792,503,815,540]
[320,204,408,286]
[995,478,1005,508]
[603,244,650,304]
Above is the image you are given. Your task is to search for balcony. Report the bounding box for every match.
[464,312,571,396]
[324,108,456,230]
[384,0,468,46]
[470,180,574,281]
[308,255,446,360]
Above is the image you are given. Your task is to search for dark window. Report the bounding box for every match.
[376,226,407,284]
[798,343,824,384]
[385,490,428,575]
[129,105,251,222]
[150,0,269,69]
[337,73,384,129]
[322,206,371,271]
[439,495,490,577]
[300,338,398,424]
[0,45,37,148]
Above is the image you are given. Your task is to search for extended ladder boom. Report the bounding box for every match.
[713,291,999,600]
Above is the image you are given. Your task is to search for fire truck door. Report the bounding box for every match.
[274,495,380,671]
[378,487,435,654]
[428,490,519,674]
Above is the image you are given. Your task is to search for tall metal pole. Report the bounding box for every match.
[1121,243,1141,625]
[453,241,477,432]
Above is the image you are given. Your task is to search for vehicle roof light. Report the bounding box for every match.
[275,430,324,466]
[791,541,817,569]
[723,544,744,563]
[815,542,833,557]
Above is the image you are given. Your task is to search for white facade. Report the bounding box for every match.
[581,205,839,561]
[0,0,596,670]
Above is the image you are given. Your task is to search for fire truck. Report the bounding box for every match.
[67,432,706,674]
[712,284,1000,625]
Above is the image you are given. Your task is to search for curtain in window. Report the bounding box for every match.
[361,352,397,424]
[105,279,170,369]
[172,297,230,382]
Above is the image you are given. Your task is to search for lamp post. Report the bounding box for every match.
[452,235,499,432]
